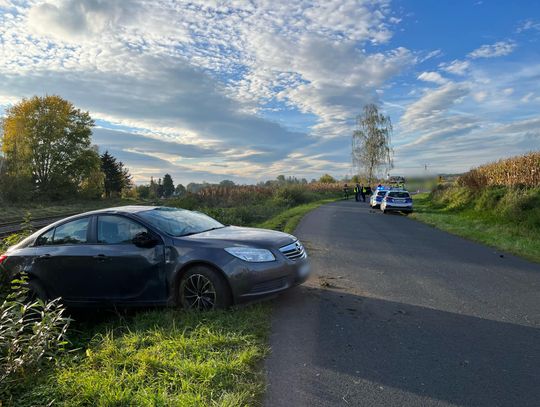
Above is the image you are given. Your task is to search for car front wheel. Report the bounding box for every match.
[178,266,231,310]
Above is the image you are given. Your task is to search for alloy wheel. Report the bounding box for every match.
[183,273,217,311]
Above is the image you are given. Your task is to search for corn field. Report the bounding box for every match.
[196,183,342,202]
[457,152,540,189]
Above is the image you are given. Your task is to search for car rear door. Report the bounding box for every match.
[84,214,166,303]
[31,216,95,301]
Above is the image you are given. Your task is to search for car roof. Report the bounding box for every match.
[81,205,161,216]
[39,206,164,232]
[7,206,170,252]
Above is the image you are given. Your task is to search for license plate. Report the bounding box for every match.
[299,263,311,277]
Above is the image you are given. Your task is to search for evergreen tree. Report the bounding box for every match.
[149,177,158,199]
[157,178,164,198]
[100,151,131,198]
[162,174,175,198]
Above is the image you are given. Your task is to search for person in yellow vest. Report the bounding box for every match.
[361,185,367,202]
[354,184,360,201]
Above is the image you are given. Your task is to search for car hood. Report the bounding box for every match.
[182,226,296,248]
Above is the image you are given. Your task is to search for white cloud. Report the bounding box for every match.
[0,0,411,181]
[469,40,516,59]
[473,91,488,102]
[521,92,535,103]
[502,87,514,96]
[400,82,470,131]
[440,59,470,76]
[516,20,540,33]
[417,71,447,84]
[1,0,538,181]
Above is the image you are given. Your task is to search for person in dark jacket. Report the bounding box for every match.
[360,185,366,202]
[365,186,373,196]
[343,184,350,200]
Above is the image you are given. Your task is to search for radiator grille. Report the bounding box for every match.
[250,277,288,294]
[279,240,306,261]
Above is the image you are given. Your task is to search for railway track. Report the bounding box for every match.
[0,213,80,239]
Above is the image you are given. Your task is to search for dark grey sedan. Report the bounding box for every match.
[0,206,311,310]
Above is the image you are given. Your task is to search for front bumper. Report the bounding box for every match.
[225,255,311,303]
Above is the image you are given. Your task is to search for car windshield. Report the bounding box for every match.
[377,191,387,196]
[137,207,225,237]
[388,192,410,198]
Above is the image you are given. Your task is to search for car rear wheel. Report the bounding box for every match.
[178,266,231,310]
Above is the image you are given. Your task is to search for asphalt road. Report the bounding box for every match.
[264,200,540,407]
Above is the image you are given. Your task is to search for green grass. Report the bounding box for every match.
[412,189,540,263]
[6,306,270,407]
[259,198,339,234]
[2,197,335,406]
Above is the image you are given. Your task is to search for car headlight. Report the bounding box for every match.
[224,247,275,262]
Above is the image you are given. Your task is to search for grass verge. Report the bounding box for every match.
[2,198,334,406]
[6,306,270,407]
[412,191,540,263]
[259,198,339,234]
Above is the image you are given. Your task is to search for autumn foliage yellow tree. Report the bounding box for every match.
[1,95,103,200]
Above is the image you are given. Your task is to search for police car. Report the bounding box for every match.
[370,186,389,208]
[380,189,413,214]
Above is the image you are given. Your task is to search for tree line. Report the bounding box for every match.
[0,96,131,202]
[0,95,392,203]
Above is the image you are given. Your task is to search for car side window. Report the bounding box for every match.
[35,228,54,246]
[98,215,149,244]
[53,218,90,245]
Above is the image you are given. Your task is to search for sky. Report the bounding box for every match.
[0,0,539,185]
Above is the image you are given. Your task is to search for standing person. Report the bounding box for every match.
[343,184,350,200]
[354,184,360,202]
[361,185,367,202]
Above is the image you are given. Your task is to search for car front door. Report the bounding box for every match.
[84,214,166,303]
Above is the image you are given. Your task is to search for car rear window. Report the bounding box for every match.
[52,218,90,245]
[35,229,54,246]
[388,192,410,198]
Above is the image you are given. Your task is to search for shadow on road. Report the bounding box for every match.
[266,285,540,406]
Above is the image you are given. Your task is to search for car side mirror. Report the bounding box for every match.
[132,232,159,248]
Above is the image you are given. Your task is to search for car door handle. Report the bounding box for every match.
[93,254,109,262]
[37,254,51,260]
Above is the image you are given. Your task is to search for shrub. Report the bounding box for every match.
[0,276,71,397]
[457,169,488,190]
[474,186,507,211]
[167,193,202,210]
[430,184,474,211]
[273,186,313,206]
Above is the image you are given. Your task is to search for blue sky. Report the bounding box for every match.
[0,0,539,184]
